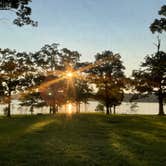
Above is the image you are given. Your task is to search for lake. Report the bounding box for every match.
[0,101,165,115]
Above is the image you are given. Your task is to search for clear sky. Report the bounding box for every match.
[0,0,165,76]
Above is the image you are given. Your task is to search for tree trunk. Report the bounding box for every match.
[76,102,80,113]
[30,105,34,115]
[56,106,59,113]
[84,102,87,112]
[49,105,52,115]
[7,90,11,118]
[7,102,11,117]
[78,103,80,113]
[52,105,56,115]
[106,103,109,115]
[109,107,112,114]
[113,105,116,114]
[158,90,164,115]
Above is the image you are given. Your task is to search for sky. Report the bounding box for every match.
[0,0,165,76]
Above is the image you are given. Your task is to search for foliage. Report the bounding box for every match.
[95,103,105,112]
[59,48,81,69]
[33,43,60,71]
[73,79,93,113]
[0,49,34,117]
[150,5,166,33]
[130,102,138,112]
[20,92,46,114]
[0,0,37,26]
[132,51,166,115]
[89,50,125,114]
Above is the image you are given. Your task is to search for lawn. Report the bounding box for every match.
[0,113,165,166]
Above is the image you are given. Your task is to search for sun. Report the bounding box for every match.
[67,103,73,114]
[66,72,73,78]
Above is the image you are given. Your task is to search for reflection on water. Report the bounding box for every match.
[0,102,165,115]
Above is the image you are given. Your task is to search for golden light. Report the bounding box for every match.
[9,57,109,103]
[66,72,73,78]
[67,103,73,114]
[48,92,52,96]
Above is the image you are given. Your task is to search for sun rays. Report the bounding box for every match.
[3,57,112,110]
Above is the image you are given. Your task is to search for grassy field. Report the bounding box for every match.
[0,113,165,166]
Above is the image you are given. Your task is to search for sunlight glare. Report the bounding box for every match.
[66,72,73,78]
[67,103,73,114]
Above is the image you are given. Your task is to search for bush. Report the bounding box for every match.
[95,104,105,112]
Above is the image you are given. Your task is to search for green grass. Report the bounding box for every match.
[0,113,166,166]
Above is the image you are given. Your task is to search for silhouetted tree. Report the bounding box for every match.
[74,79,92,113]
[95,103,105,112]
[40,75,67,115]
[19,72,46,114]
[20,92,46,115]
[0,49,34,117]
[59,48,81,69]
[0,0,37,26]
[33,43,60,72]
[150,5,166,33]
[90,51,125,115]
[132,39,166,115]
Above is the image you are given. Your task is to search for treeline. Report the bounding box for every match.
[0,3,165,116]
[123,94,158,103]
[0,45,127,117]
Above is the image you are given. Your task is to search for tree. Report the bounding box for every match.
[95,84,124,114]
[33,43,60,72]
[19,73,47,115]
[40,75,67,115]
[150,5,166,33]
[95,104,105,112]
[20,92,46,115]
[74,79,92,113]
[89,51,125,115]
[59,48,81,69]
[132,40,166,115]
[0,49,33,117]
[0,0,37,26]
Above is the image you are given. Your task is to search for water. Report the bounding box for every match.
[80,101,165,115]
[0,101,165,115]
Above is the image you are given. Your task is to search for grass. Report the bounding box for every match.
[0,113,165,166]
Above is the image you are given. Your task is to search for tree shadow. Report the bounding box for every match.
[0,114,165,166]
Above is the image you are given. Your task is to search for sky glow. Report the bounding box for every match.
[0,0,165,76]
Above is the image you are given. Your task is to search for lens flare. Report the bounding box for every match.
[67,103,72,114]
[66,72,73,77]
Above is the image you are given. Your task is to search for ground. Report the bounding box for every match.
[0,113,165,166]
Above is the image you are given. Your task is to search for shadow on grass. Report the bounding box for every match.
[0,114,165,166]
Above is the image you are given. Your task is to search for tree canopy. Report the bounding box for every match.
[150,5,166,33]
[0,0,37,26]
[89,51,125,114]
[132,49,166,115]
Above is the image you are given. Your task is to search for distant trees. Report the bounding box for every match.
[20,92,46,115]
[0,0,37,26]
[150,5,166,33]
[89,51,125,114]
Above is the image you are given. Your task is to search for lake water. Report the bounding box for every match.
[0,101,165,115]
